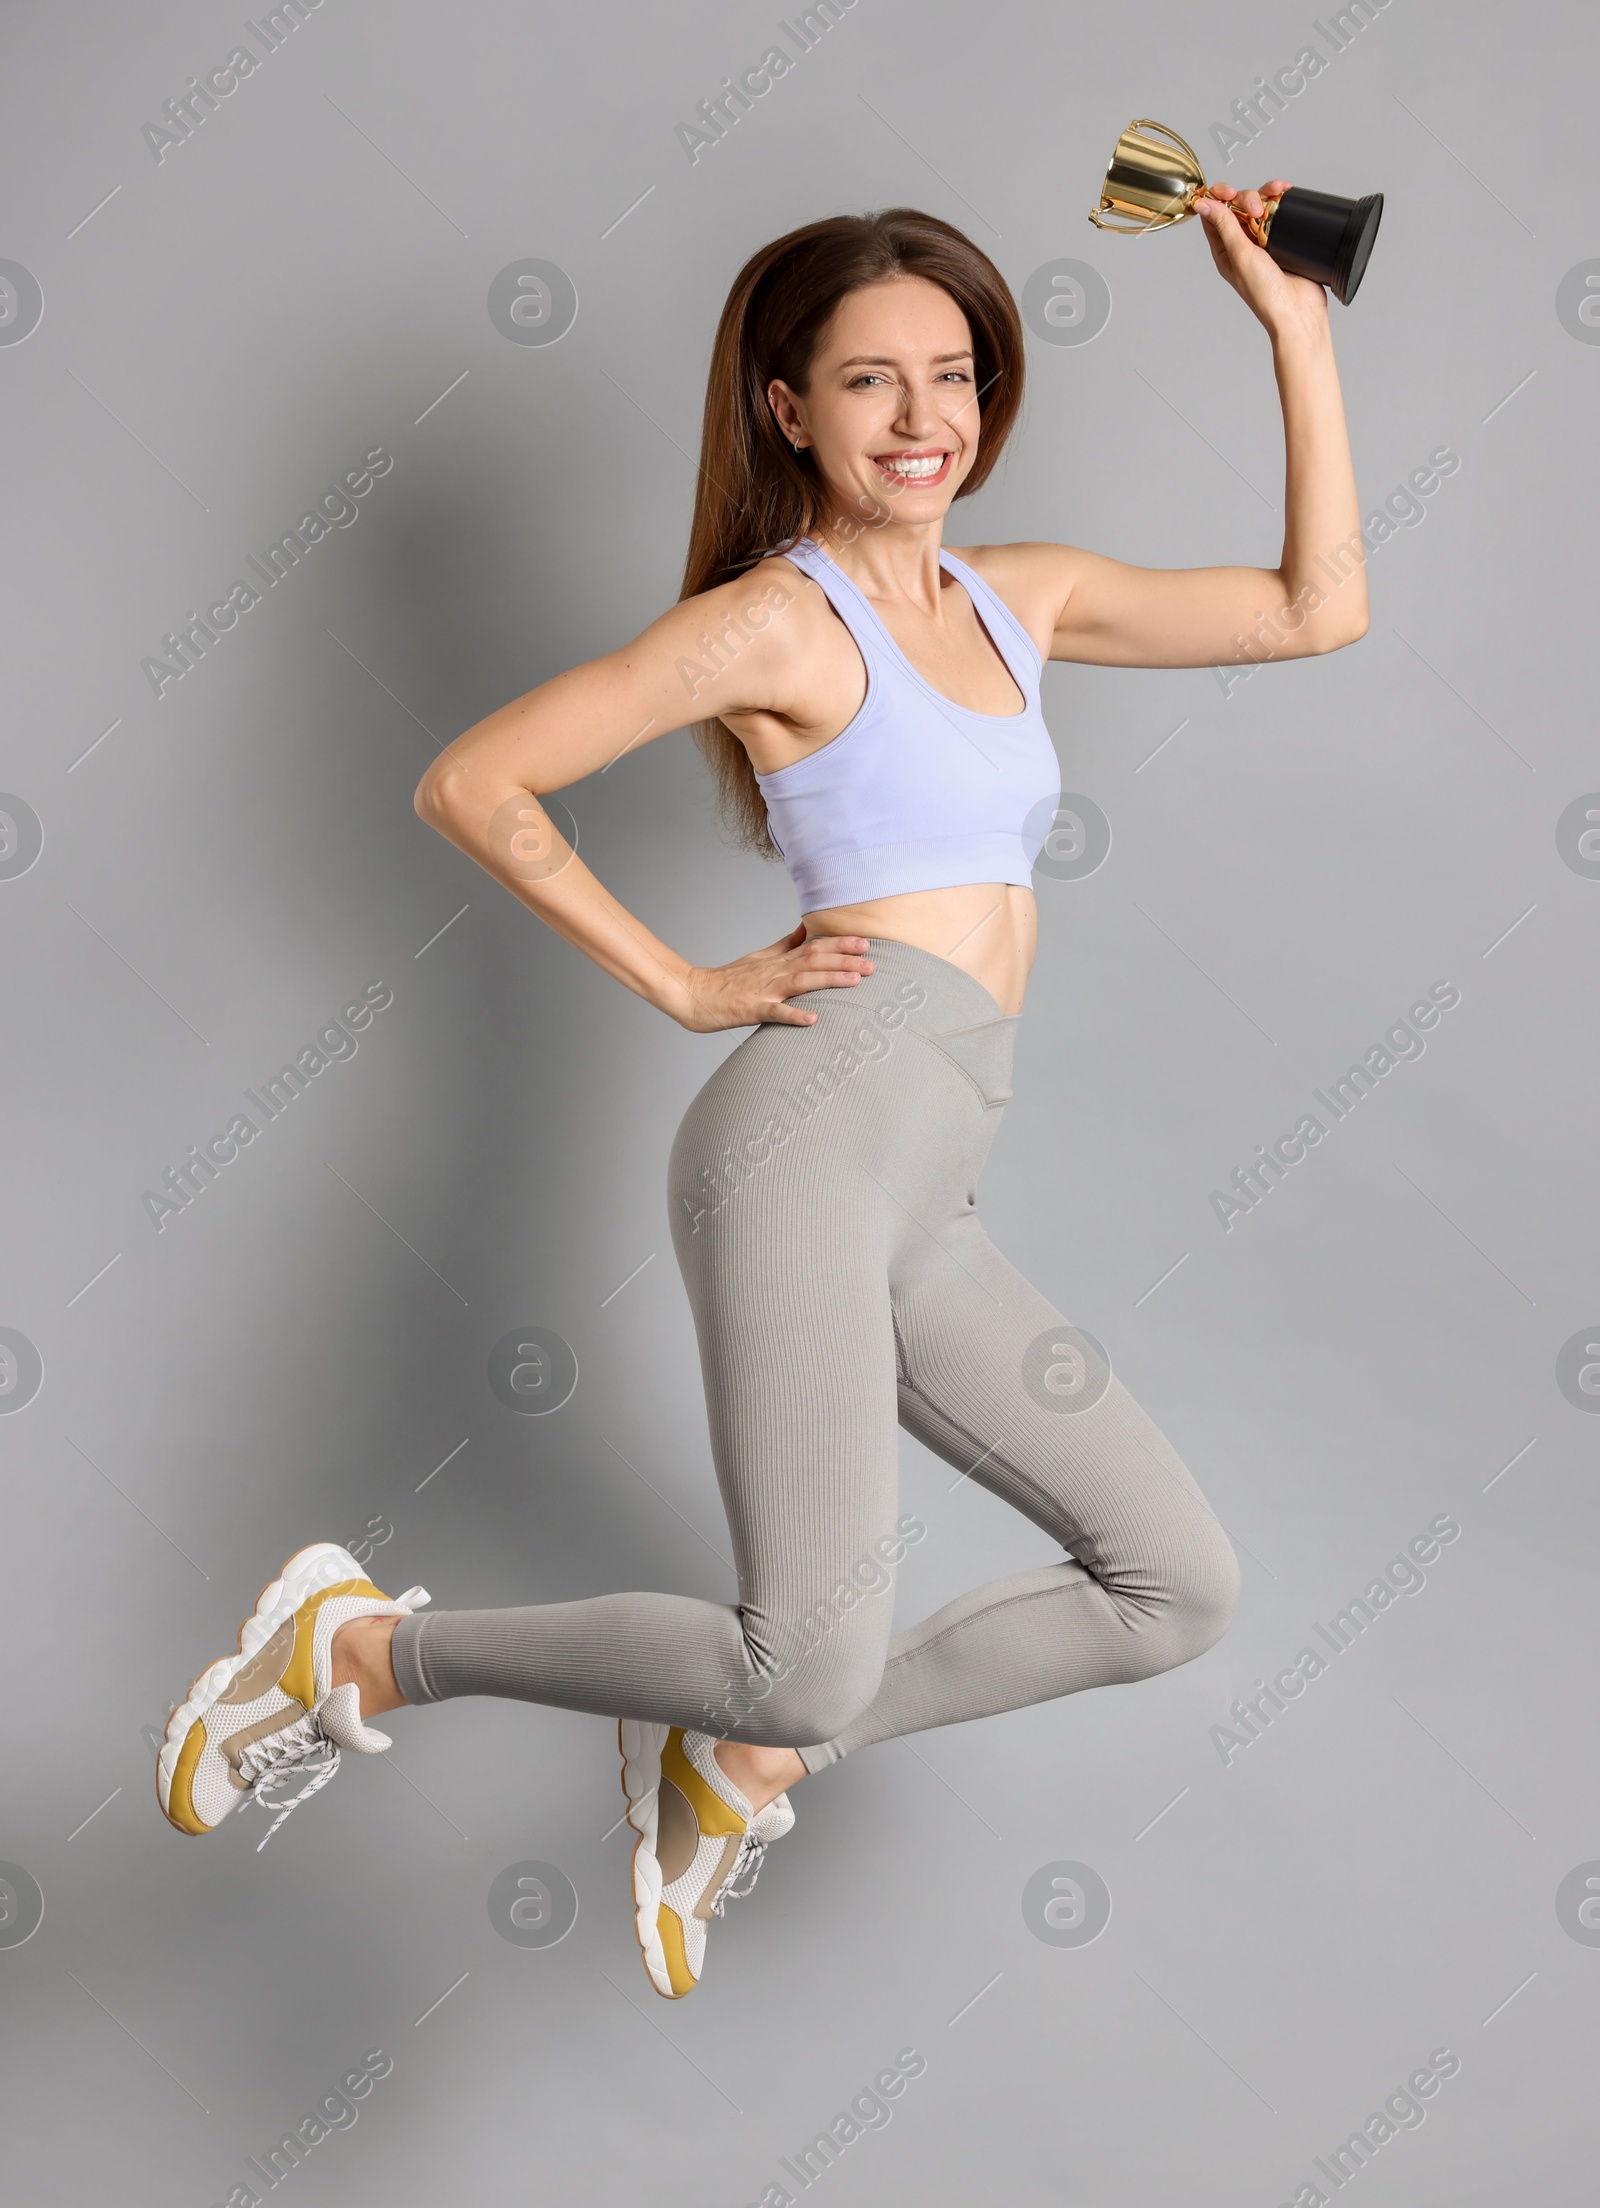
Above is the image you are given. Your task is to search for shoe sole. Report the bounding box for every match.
[618,1719,675,1998]
[156,1541,359,1834]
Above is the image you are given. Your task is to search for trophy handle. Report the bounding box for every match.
[1128,117,1205,175]
[1088,205,1172,233]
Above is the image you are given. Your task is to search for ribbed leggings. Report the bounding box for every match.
[390,939,1239,1769]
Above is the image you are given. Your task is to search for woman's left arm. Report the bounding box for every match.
[987,179,1370,669]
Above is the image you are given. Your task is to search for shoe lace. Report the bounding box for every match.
[709,1829,769,1916]
[236,1714,341,1851]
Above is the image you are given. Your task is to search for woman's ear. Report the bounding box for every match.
[767,379,804,447]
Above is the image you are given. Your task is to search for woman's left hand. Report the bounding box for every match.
[1197,180,1329,343]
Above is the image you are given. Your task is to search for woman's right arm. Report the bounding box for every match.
[413,565,872,1031]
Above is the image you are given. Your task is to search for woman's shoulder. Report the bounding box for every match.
[946,539,1086,591]
[945,540,1086,653]
[682,552,846,669]
[683,549,822,620]
[667,550,857,728]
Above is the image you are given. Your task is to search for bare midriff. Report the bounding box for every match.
[803,880,1037,1018]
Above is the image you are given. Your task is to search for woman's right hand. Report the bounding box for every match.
[678,925,875,1032]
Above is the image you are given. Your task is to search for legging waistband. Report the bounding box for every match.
[779,934,1021,1119]
[803,935,1018,1037]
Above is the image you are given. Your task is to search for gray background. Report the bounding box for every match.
[2,1,1596,2202]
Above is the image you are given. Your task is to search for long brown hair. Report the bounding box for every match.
[681,208,1025,853]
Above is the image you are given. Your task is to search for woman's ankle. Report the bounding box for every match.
[711,1739,806,1813]
[331,1615,407,1718]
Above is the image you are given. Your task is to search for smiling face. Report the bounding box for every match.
[767,274,980,529]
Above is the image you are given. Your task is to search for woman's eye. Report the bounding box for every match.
[845,369,969,388]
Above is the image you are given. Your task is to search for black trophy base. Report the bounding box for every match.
[1267,188,1384,305]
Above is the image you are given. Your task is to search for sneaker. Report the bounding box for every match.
[618,1722,793,1998]
[157,1542,429,1848]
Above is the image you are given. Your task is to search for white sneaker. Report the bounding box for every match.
[157,1542,429,1847]
[619,1723,794,1998]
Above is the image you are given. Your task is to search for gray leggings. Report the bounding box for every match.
[390,939,1239,1770]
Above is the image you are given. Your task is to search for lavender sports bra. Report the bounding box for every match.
[753,535,1062,913]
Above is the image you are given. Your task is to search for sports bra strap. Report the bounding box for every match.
[773,536,883,666]
[937,549,1044,695]
[774,536,1041,704]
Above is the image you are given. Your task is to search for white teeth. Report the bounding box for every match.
[877,455,946,477]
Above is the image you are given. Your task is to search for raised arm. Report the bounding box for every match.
[975,180,1369,671]
[413,562,871,1030]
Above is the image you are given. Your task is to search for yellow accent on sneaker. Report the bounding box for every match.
[660,1728,746,1839]
[165,1720,211,1836]
[656,1902,698,1997]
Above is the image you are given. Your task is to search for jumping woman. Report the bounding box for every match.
[159,186,1368,1998]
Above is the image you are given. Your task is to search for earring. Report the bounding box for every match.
[792,435,804,453]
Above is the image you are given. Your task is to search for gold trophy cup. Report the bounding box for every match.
[1089,119,1383,304]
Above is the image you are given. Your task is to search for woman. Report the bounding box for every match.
[158,187,1367,1998]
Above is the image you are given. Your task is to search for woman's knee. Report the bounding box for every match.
[724,1641,886,1749]
[1163,1521,1241,1664]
